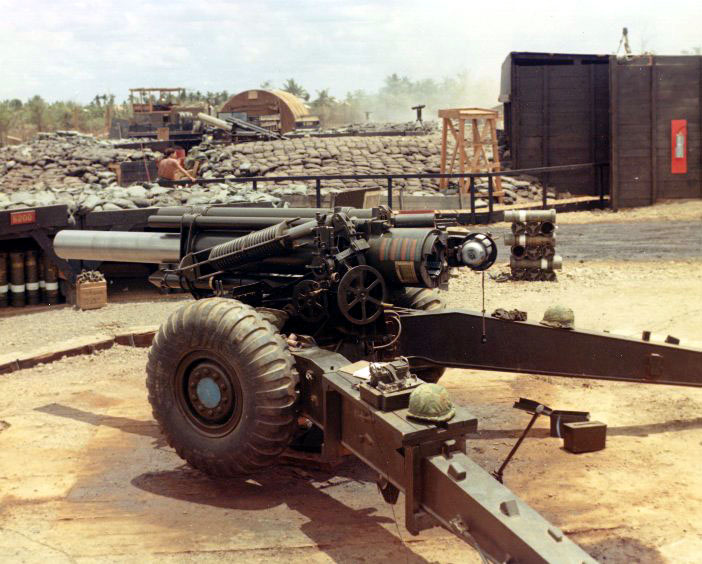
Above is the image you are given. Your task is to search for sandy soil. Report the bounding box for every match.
[1,206,701,563]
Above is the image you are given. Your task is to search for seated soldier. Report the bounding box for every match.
[157,148,197,185]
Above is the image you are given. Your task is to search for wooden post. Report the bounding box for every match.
[440,119,448,190]
[459,117,466,194]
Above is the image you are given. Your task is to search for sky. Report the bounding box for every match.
[1,0,701,106]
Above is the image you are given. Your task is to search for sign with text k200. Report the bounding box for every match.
[9,209,37,225]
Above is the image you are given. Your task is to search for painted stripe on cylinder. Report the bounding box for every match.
[381,237,391,261]
[400,238,409,261]
[26,282,39,291]
[10,284,25,293]
[390,238,400,260]
[45,282,59,291]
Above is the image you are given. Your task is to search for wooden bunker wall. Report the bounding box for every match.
[503,52,702,207]
[610,56,702,208]
[503,53,610,197]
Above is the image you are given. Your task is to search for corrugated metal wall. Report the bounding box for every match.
[610,56,702,207]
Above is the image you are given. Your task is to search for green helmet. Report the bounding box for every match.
[540,305,575,329]
[408,383,456,423]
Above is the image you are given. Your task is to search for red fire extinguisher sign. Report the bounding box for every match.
[671,119,687,174]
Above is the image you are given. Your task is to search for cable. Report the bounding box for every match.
[373,311,402,350]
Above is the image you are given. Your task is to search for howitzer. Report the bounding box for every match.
[54,206,702,563]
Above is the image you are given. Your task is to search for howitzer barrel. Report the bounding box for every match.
[197,112,232,131]
[54,231,181,263]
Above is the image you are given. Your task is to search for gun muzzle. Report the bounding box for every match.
[54,230,181,264]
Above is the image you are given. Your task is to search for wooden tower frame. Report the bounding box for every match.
[438,108,503,201]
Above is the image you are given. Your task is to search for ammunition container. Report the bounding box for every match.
[511,221,545,236]
[563,421,607,453]
[504,233,556,246]
[9,251,25,307]
[0,253,8,307]
[504,209,556,223]
[510,255,562,271]
[25,250,40,305]
[43,255,60,305]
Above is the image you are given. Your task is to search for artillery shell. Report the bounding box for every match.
[504,209,556,223]
[43,254,60,305]
[0,253,8,308]
[510,255,562,271]
[25,250,40,305]
[9,251,26,307]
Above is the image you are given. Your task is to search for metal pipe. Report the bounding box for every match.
[147,215,310,230]
[153,206,374,219]
[392,213,437,228]
[54,231,181,264]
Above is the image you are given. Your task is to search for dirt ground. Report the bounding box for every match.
[1,208,702,563]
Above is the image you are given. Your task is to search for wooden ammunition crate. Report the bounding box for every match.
[76,281,107,310]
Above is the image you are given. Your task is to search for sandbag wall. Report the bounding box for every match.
[504,209,561,281]
[0,249,60,308]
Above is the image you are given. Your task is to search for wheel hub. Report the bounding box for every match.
[186,362,234,423]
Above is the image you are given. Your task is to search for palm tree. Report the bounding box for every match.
[282,79,309,101]
[311,89,336,110]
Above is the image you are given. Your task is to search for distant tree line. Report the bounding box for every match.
[0,72,492,142]
[272,72,493,126]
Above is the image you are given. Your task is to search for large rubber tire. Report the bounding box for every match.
[146,298,298,476]
[391,288,447,383]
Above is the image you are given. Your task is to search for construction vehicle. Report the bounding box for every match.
[54,206,702,562]
[109,88,204,143]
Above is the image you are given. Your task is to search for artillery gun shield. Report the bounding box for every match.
[146,298,298,475]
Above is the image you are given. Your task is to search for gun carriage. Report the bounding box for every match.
[55,206,702,563]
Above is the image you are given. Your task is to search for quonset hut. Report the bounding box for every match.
[219,89,313,134]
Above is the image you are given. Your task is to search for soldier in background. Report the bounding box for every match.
[157,147,197,186]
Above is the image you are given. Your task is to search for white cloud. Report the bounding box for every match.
[0,0,700,103]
